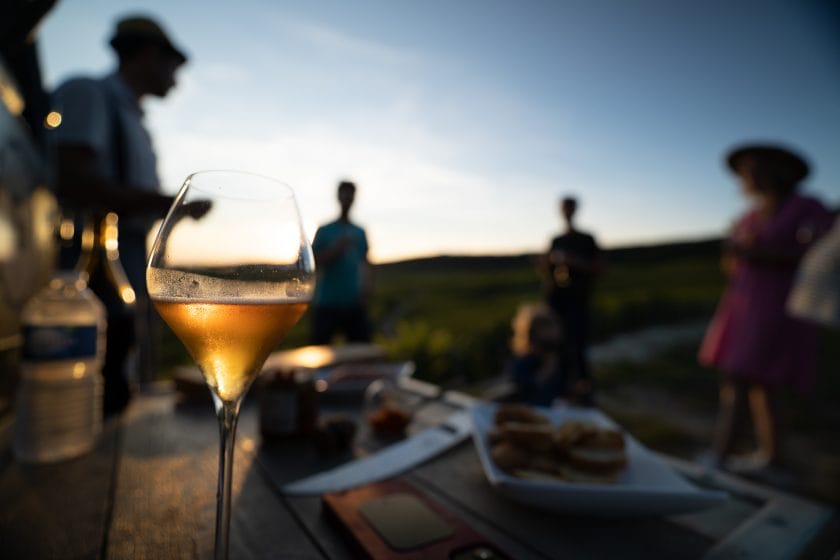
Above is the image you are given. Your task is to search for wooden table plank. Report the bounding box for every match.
[256,382,840,560]
[410,393,840,560]
[280,495,357,560]
[257,386,716,559]
[106,393,326,559]
[6,386,837,559]
[410,442,714,560]
[400,394,714,558]
[666,455,840,559]
[704,501,837,560]
[405,468,550,560]
[0,417,120,559]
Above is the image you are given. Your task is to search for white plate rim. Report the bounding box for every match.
[469,402,728,517]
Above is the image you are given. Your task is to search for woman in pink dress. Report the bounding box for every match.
[699,144,834,473]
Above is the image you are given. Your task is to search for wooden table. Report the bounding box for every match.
[1,378,838,559]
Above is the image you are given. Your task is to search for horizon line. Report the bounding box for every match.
[371,233,724,265]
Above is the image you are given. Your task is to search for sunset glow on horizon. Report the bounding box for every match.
[37,0,840,263]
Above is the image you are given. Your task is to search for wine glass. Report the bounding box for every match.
[146,170,315,559]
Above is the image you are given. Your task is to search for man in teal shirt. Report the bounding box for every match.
[310,181,372,343]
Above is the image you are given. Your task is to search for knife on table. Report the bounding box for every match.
[280,409,473,496]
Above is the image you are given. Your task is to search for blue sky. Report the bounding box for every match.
[36,0,840,262]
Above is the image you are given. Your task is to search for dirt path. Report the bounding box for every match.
[589,321,707,365]
[588,323,840,505]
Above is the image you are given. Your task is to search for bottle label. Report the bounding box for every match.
[22,325,98,361]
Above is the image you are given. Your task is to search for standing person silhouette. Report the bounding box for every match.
[698,144,834,475]
[542,196,603,405]
[51,14,188,414]
[310,181,372,345]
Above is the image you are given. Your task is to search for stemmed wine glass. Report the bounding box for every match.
[146,170,315,559]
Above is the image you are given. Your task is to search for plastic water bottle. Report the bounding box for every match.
[13,271,107,463]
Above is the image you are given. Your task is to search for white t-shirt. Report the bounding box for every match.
[51,72,160,196]
[788,217,840,328]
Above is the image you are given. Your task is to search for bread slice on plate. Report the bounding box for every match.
[567,447,628,474]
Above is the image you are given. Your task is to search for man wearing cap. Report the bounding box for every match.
[51,14,188,414]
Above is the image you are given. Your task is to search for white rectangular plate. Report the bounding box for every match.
[470,402,728,517]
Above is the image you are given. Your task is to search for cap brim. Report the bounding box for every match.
[110,33,188,65]
[166,44,188,65]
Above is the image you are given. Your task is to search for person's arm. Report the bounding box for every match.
[725,203,835,268]
[724,240,802,267]
[564,250,605,275]
[724,222,814,268]
[314,237,351,267]
[56,144,173,216]
[312,227,354,268]
[537,241,554,279]
[52,77,174,217]
[553,237,605,275]
[359,230,372,303]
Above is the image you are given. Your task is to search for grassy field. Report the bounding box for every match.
[155,236,840,501]
[157,237,728,383]
[367,238,727,386]
[156,236,838,401]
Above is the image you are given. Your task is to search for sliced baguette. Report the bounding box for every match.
[491,441,532,471]
[567,446,628,473]
[498,422,556,452]
[556,464,621,485]
[494,404,550,426]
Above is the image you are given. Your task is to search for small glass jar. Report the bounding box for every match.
[259,368,319,440]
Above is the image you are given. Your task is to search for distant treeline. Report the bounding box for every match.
[155,236,728,386]
[375,237,724,270]
[599,237,723,264]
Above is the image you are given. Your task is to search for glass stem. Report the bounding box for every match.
[214,397,241,560]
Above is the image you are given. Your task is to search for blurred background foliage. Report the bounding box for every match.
[154,237,840,502]
[157,238,727,386]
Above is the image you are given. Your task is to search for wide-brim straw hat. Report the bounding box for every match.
[726,143,809,185]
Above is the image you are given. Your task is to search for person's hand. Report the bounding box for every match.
[729,227,756,251]
[720,253,738,276]
[550,250,567,265]
[724,238,752,260]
